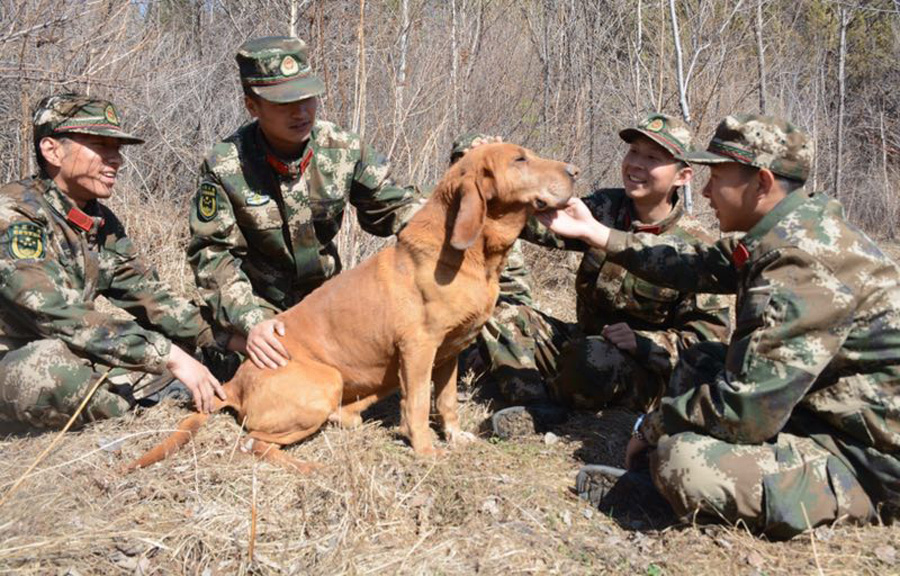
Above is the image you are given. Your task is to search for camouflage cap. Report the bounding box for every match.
[682,114,813,182]
[619,113,693,160]
[236,36,325,103]
[32,94,144,145]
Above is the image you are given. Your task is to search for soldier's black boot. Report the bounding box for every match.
[576,461,676,529]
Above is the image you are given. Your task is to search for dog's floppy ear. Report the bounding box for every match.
[450,174,487,251]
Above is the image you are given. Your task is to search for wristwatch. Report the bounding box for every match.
[632,414,646,442]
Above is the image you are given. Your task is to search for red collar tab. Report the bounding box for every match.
[267,148,313,179]
[732,242,750,269]
[635,224,662,235]
[67,207,94,232]
[624,211,662,235]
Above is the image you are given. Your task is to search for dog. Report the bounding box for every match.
[126,142,578,472]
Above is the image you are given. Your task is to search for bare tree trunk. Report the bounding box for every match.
[289,0,298,38]
[656,0,665,112]
[667,0,693,212]
[834,6,849,198]
[450,0,459,132]
[352,0,367,138]
[391,0,409,155]
[634,0,642,112]
[755,0,767,114]
[880,100,892,237]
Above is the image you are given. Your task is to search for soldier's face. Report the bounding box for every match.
[42,134,123,206]
[621,137,691,208]
[702,163,761,232]
[246,95,317,156]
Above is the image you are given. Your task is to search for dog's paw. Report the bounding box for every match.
[446,428,478,447]
[413,444,448,458]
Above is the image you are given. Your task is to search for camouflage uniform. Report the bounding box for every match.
[0,95,215,428]
[189,37,420,342]
[480,115,731,411]
[615,115,899,537]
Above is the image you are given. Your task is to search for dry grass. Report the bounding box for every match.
[1,382,898,575]
[1,227,899,575]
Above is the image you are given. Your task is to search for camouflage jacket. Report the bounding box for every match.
[0,178,214,373]
[523,188,731,376]
[609,190,900,505]
[188,120,421,337]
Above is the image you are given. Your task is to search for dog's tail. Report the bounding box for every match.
[122,382,237,473]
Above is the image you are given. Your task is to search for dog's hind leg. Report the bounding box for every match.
[241,436,320,474]
[433,358,476,447]
[239,358,342,449]
[328,387,396,428]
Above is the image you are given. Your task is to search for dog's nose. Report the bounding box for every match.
[566,164,580,179]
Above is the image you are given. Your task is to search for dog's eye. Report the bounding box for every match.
[514,155,527,163]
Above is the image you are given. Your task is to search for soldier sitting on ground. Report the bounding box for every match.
[541,114,900,538]
[475,114,731,438]
[188,36,425,378]
[0,94,225,429]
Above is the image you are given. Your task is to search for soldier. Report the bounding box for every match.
[0,94,225,430]
[482,114,731,437]
[189,36,423,376]
[544,114,900,537]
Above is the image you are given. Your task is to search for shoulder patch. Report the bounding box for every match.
[197,183,218,222]
[8,222,45,260]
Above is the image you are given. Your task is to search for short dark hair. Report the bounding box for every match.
[774,175,805,194]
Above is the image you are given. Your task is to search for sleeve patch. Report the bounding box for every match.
[197,183,218,222]
[8,222,45,260]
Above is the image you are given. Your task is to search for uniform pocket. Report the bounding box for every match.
[735,286,772,337]
[234,203,283,231]
[633,278,679,302]
[310,198,345,244]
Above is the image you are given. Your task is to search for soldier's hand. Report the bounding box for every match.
[166,345,227,413]
[602,322,637,353]
[246,318,291,370]
[536,197,610,247]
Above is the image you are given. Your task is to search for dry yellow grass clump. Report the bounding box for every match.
[0,380,898,575]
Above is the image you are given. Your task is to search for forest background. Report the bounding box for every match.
[1,1,899,574]
[2,0,898,289]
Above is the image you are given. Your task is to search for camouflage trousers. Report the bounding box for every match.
[478,299,664,411]
[0,339,163,429]
[651,342,875,538]
[652,431,874,538]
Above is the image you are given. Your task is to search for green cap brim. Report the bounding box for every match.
[58,127,145,145]
[619,128,685,160]
[679,149,737,166]
[249,75,326,103]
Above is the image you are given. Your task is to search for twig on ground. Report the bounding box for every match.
[0,369,110,508]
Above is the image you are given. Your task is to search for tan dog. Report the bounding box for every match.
[127,143,578,472]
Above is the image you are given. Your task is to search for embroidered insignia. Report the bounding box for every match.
[245,193,271,207]
[645,118,665,132]
[8,222,45,260]
[198,183,218,222]
[280,55,299,77]
[105,105,119,125]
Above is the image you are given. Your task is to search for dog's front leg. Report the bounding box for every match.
[397,343,442,456]
[433,358,476,447]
